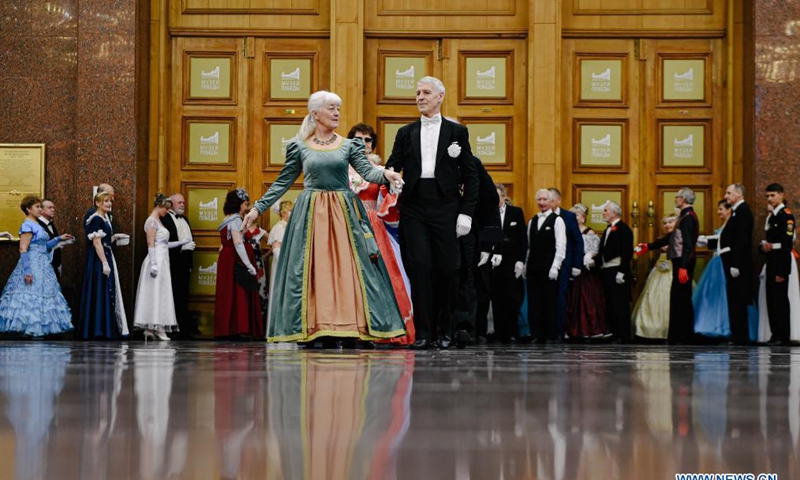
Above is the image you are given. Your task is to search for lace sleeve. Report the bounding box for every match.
[144,217,159,232]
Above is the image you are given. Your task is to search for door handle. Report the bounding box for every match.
[646,200,655,227]
[631,201,639,228]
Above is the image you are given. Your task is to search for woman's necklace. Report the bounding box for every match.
[312,132,337,146]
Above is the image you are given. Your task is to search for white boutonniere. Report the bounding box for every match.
[447,142,461,158]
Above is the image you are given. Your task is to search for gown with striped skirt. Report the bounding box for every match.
[253,138,406,343]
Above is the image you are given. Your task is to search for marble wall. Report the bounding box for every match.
[0,0,148,317]
[754,0,800,221]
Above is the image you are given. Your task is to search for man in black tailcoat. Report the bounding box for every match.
[720,183,754,344]
[385,76,479,349]
[161,193,197,338]
[599,201,633,343]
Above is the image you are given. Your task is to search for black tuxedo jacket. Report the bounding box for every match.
[599,220,633,278]
[472,156,502,247]
[37,218,61,272]
[761,205,795,278]
[719,201,754,278]
[161,212,194,270]
[500,204,527,264]
[385,117,479,218]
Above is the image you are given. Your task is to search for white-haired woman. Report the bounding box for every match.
[243,90,406,345]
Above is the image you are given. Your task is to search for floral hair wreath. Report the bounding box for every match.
[235,188,249,202]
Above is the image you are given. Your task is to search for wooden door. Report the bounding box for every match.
[563,37,726,291]
[363,38,529,210]
[169,36,329,332]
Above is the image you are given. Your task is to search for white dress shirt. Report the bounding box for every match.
[499,203,507,227]
[420,114,442,179]
[525,210,566,270]
[170,211,194,245]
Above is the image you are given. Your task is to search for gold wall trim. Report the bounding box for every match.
[169,28,331,38]
[562,29,725,39]
[364,30,528,39]
[377,0,514,16]
[181,0,320,15]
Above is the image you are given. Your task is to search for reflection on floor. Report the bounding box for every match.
[0,342,797,479]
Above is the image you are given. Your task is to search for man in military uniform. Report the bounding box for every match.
[636,187,699,344]
[759,183,795,345]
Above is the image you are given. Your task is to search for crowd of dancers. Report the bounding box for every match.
[0,76,797,347]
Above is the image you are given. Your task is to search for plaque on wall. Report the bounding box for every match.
[465,57,507,98]
[466,123,508,166]
[189,57,232,99]
[269,58,312,100]
[187,121,232,165]
[186,185,231,232]
[578,124,623,167]
[578,190,624,233]
[266,122,302,168]
[381,122,406,158]
[663,59,705,102]
[661,124,706,168]
[190,249,220,298]
[384,57,426,98]
[580,59,623,102]
[0,144,45,241]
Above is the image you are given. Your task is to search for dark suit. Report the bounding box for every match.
[760,205,795,343]
[599,220,633,341]
[386,117,479,342]
[162,211,196,337]
[526,212,565,341]
[37,218,62,280]
[555,208,585,338]
[485,203,526,341]
[455,157,500,335]
[719,201,754,344]
[648,206,699,343]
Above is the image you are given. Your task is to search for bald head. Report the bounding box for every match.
[170,193,186,215]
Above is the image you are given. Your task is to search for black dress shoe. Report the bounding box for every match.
[410,339,430,350]
[437,336,452,349]
[454,329,471,349]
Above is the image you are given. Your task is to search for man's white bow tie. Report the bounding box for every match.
[421,116,441,127]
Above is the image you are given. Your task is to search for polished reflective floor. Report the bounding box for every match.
[0,342,797,479]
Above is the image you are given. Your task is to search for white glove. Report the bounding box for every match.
[615,272,625,285]
[102,262,111,276]
[491,254,502,268]
[657,261,671,272]
[730,267,740,278]
[571,267,581,278]
[150,265,158,278]
[548,267,559,280]
[456,214,472,238]
[168,238,189,249]
[514,261,524,279]
[478,251,490,267]
[584,255,595,268]
[697,235,708,247]
[183,241,196,251]
[234,243,257,276]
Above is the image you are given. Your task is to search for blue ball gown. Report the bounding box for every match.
[77,213,129,339]
[0,219,74,336]
[693,253,731,338]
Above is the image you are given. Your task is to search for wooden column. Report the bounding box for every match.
[527,0,562,215]
[331,0,365,133]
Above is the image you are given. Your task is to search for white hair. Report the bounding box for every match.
[535,189,553,201]
[417,76,446,95]
[677,187,696,205]
[607,201,622,217]
[295,90,342,141]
